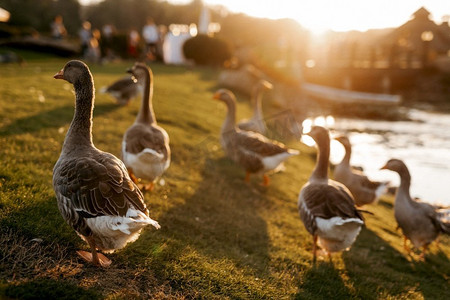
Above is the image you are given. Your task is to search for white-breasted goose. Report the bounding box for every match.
[298,126,364,261]
[122,62,170,192]
[100,75,142,105]
[237,79,273,134]
[213,89,299,186]
[381,158,450,258]
[334,135,388,206]
[53,60,160,267]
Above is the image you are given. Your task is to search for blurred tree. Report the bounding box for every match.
[83,0,203,31]
[183,34,232,66]
[0,0,81,35]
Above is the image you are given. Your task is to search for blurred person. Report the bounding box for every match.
[142,18,159,60]
[51,15,67,40]
[102,23,116,60]
[85,28,102,63]
[156,25,167,61]
[79,21,92,58]
[128,28,140,58]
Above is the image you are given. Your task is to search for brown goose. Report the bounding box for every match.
[298,126,364,261]
[122,63,170,192]
[237,79,273,134]
[334,135,388,206]
[213,89,299,186]
[100,75,142,105]
[381,159,450,258]
[53,60,160,267]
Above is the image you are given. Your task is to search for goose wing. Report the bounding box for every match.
[299,180,363,235]
[353,171,382,189]
[235,130,287,157]
[53,151,148,235]
[124,124,168,158]
[106,77,136,92]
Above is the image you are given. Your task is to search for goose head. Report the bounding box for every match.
[213,89,237,106]
[334,135,351,148]
[381,158,412,188]
[54,60,91,84]
[380,159,408,174]
[306,126,330,146]
[127,62,151,83]
[258,80,273,91]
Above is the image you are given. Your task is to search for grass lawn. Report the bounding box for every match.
[0,54,449,299]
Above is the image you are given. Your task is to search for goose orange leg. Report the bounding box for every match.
[245,171,251,183]
[262,174,270,186]
[313,234,318,263]
[127,167,139,184]
[403,235,411,256]
[143,182,155,192]
[420,244,429,260]
[77,236,111,267]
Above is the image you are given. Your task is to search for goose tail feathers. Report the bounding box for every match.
[437,208,450,234]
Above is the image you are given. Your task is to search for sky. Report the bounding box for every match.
[80,0,450,33]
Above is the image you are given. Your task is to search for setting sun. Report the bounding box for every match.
[168,0,450,33]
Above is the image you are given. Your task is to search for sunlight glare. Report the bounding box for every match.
[301,116,337,147]
[330,138,345,164]
[326,116,335,126]
[314,116,326,127]
[302,118,312,134]
[305,59,316,68]
[301,135,316,147]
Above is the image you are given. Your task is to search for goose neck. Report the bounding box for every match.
[222,98,237,133]
[311,137,330,180]
[397,168,412,201]
[342,144,351,164]
[136,69,156,124]
[252,86,263,119]
[65,78,94,147]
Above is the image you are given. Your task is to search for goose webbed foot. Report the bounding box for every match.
[140,182,155,192]
[77,236,111,267]
[403,235,411,256]
[77,250,111,267]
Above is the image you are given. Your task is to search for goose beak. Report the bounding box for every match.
[53,68,64,79]
[380,164,388,170]
[213,92,221,100]
[126,68,133,74]
[264,81,273,90]
[334,136,343,142]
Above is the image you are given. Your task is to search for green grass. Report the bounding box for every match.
[0,55,449,299]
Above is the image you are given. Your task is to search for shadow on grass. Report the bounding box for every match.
[123,151,272,296]
[0,103,119,136]
[411,249,450,299]
[343,228,450,299]
[162,155,271,267]
[294,262,354,299]
[3,278,100,300]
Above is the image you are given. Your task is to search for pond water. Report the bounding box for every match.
[302,110,450,206]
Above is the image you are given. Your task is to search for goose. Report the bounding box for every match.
[122,62,170,192]
[334,135,388,206]
[237,79,273,134]
[381,159,450,258]
[213,89,299,186]
[100,75,142,105]
[53,60,160,267]
[298,126,364,261]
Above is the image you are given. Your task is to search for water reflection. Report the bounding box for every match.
[302,111,450,205]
